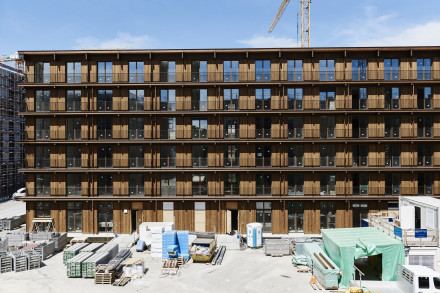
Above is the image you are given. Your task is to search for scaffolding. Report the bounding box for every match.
[0,63,25,199]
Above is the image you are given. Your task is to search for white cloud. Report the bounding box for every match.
[238,35,298,48]
[74,33,156,50]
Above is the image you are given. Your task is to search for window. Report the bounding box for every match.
[129,89,144,111]
[67,174,81,196]
[352,145,368,167]
[256,174,271,195]
[418,173,433,195]
[385,144,400,167]
[223,60,239,82]
[256,117,271,138]
[417,116,432,138]
[66,90,81,111]
[160,117,176,139]
[352,88,367,110]
[319,88,336,110]
[320,116,335,138]
[66,118,81,140]
[287,202,304,233]
[36,202,51,218]
[129,174,144,196]
[352,117,368,138]
[160,89,176,111]
[97,117,112,139]
[35,118,50,140]
[417,145,432,167]
[67,202,82,232]
[66,146,81,168]
[417,59,431,80]
[256,202,272,232]
[320,174,336,195]
[419,277,430,289]
[256,145,271,167]
[192,174,207,196]
[98,202,113,232]
[35,90,50,112]
[320,145,335,167]
[98,174,113,196]
[319,60,335,81]
[288,174,304,195]
[67,62,81,83]
[129,117,144,140]
[192,118,208,139]
[35,146,50,168]
[160,61,176,82]
[224,174,239,196]
[352,59,367,81]
[256,89,271,110]
[287,60,303,81]
[160,145,176,167]
[385,173,400,195]
[192,145,208,167]
[224,117,239,139]
[191,89,207,111]
[288,117,303,138]
[161,174,176,196]
[385,116,400,138]
[320,201,336,229]
[385,87,399,110]
[435,277,440,289]
[191,61,207,82]
[129,145,144,167]
[35,62,50,83]
[384,59,399,80]
[288,145,303,167]
[97,90,113,111]
[353,173,368,195]
[98,62,112,83]
[417,87,432,109]
[97,146,112,168]
[129,61,144,83]
[223,89,239,110]
[287,88,303,110]
[36,174,50,196]
[224,145,239,167]
[255,60,271,81]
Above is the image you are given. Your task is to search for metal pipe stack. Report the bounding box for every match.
[107,249,132,272]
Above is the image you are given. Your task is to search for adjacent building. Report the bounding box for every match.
[18,47,440,235]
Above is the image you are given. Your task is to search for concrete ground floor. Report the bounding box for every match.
[25,199,392,235]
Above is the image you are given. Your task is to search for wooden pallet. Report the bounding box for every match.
[112,273,131,286]
[94,272,115,285]
[297,265,311,273]
[161,259,180,275]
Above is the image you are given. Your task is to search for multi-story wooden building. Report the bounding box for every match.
[18,47,440,235]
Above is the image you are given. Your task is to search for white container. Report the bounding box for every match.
[246,223,263,248]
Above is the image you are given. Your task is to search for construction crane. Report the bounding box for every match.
[0,53,24,72]
[268,0,311,48]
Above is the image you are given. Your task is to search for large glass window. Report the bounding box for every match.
[320,116,335,138]
[160,117,176,139]
[129,145,144,167]
[255,60,271,81]
[161,174,176,196]
[288,145,303,167]
[160,89,176,111]
[417,59,431,80]
[352,59,367,81]
[66,118,81,140]
[97,90,113,111]
[35,118,50,140]
[97,146,112,168]
[160,145,176,167]
[320,201,336,229]
[98,174,113,196]
[288,117,303,138]
[66,146,81,168]
[417,145,432,167]
[256,174,271,196]
[36,202,51,218]
[98,62,112,83]
[224,174,239,196]
[67,62,81,83]
[256,145,271,167]
[384,116,400,138]
[129,174,144,196]
[98,202,113,232]
[66,90,81,111]
[256,202,272,232]
[319,88,336,110]
[320,174,336,195]
[352,117,368,138]
[256,117,271,139]
[192,118,208,139]
[288,202,303,232]
[35,146,50,169]
[418,173,433,195]
[320,145,335,167]
[129,117,144,140]
[192,174,207,196]
[288,174,304,195]
[97,117,112,139]
[129,89,144,111]
[352,144,368,167]
[417,87,432,109]
[129,61,144,83]
[35,62,50,83]
[67,202,82,232]
[35,90,50,112]
[191,89,207,111]
[417,116,432,138]
[224,117,239,139]
[224,145,239,167]
[255,88,271,110]
[223,89,239,110]
[223,60,239,82]
[192,145,207,167]
[352,88,367,110]
[385,173,400,195]
[385,87,399,110]
[287,88,303,110]
[287,60,303,81]
[160,61,176,82]
[36,174,50,196]
[353,173,368,195]
[191,61,207,82]
[385,144,400,167]
[67,174,81,196]
[384,59,399,80]
[319,60,335,81]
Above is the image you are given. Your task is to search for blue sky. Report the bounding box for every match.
[1,0,440,54]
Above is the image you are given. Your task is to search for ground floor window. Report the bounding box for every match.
[67,202,82,232]
[36,202,51,218]
[288,201,303,232]
[256,201,272,233]
[98,202,113,233]
[352,202,369,227]
[320,201,336,229]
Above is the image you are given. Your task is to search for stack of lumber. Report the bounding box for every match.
[81,251,112,278]
[112,273,131,286]
[2,215,26,231]
[66,252,93,278]
[10,251,28,272]
[5,232,28,246]
[95,264,115,285]
[21,250,41,270]
[0,252,12,273]
[63,243,90,264]
[96,242,119,259]
[80,243,103,253]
